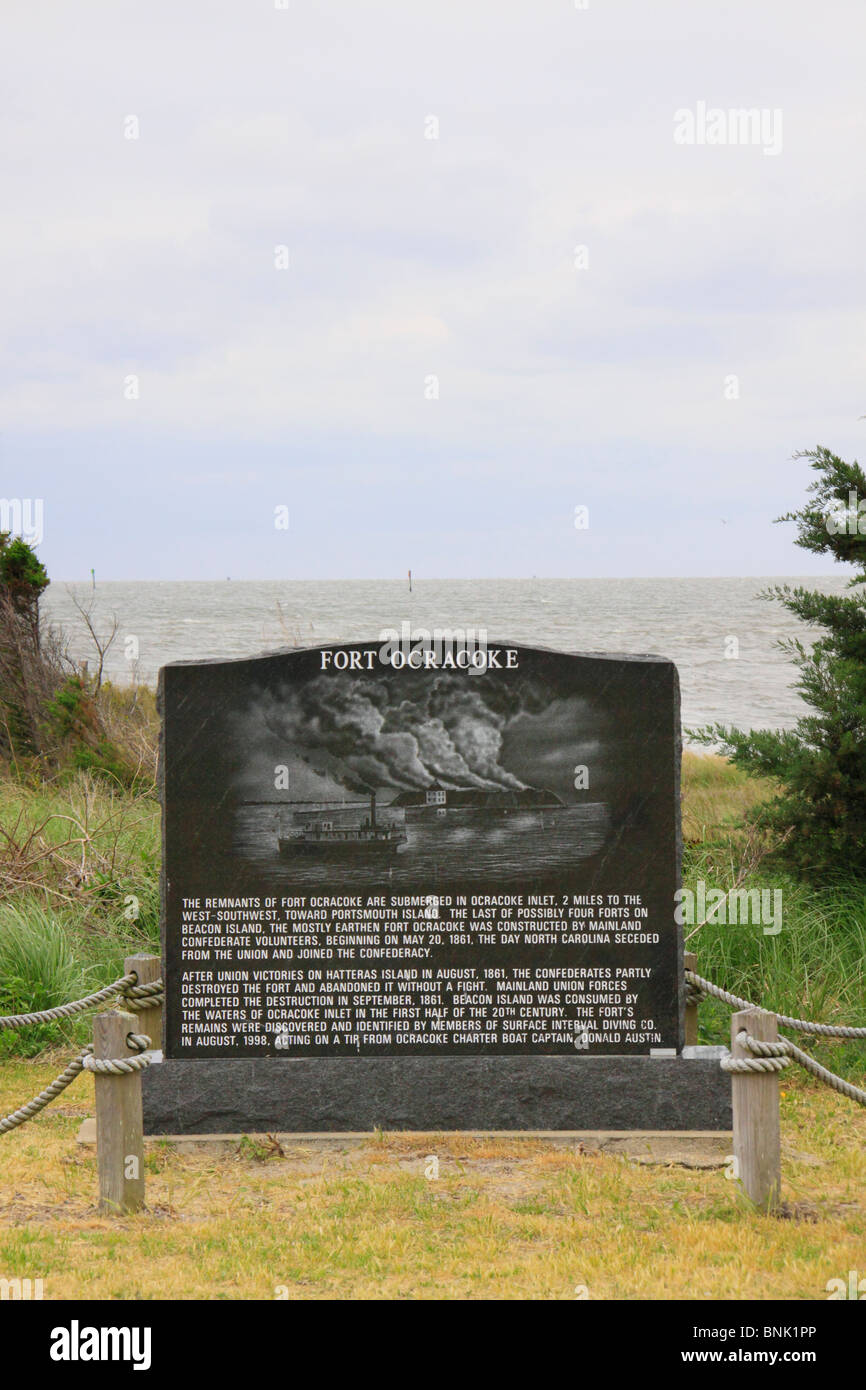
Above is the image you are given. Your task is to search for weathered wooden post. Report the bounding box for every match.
[125,952,163,1052]
[684,950,698,1046]
[92,1010,146,1214]
[731,1007,781,1212]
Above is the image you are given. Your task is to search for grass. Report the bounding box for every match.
[687,875,866,1075]
[0,772,159,1055]
[680,752,866,1081]
[0,1057,863,1299]
[681,750,774,843]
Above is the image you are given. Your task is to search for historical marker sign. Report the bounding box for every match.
[160,640,683,1063]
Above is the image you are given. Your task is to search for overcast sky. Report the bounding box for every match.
[2,1,865,580]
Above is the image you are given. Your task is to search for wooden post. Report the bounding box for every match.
[684,950,698,1046]
[731,1007,781,1212]
[93,1010,145,1215]
[125,952,162,1054]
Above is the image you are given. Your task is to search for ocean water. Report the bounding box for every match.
[40,576,850,736]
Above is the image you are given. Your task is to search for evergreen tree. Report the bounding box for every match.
[695,447,866,879]
[0,538,139,783]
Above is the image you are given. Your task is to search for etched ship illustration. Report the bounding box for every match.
[278,789,408,858]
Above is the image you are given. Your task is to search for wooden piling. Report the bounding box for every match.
[93,1010,145,1214]
[125,952,163,1054]
[731,1007,781,1212]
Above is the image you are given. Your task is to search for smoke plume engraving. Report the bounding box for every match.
[252,673,552,793]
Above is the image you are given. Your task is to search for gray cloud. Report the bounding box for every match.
[3,1,865,578]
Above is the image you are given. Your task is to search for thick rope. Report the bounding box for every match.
[685,969,866,1039]
[722,1055,789,1073]
[783,1037,866,1106]
[118,981,164,1014]
[721,1031,791,1075]
[0,1046,93,1134]
[83,1053,153,1075]
[721,1029,866,1105]
[1,1032,154,1133]
[83,1031,153,1075]
[0,975,163,1034]
[0,974,138,1032]
[0,966,162,1137]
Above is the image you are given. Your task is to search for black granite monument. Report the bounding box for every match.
[142,639,731,1132]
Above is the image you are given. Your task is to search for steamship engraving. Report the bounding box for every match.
[278,789,408,858]
[277,780,565,859]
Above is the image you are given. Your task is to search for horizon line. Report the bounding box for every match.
[47,572,845,586]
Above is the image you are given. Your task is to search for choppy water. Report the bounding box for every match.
[40,576,849,736]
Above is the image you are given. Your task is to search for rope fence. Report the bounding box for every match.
[0,960,163,1141]
[1,967,862,1135]
[685,969,866,1039]
[0,954,862,1213]
[0,975,164,1032]
[83,1033,153,1077]
[722,1029,866,1106]
[0,1033,154,1134]
[0,1047,93,1135]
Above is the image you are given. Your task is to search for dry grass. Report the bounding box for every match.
[1,1057,863,1300]
[681,751,776,845]
[0,775,158,910]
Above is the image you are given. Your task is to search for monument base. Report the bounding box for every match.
[142,1047,730,1134]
